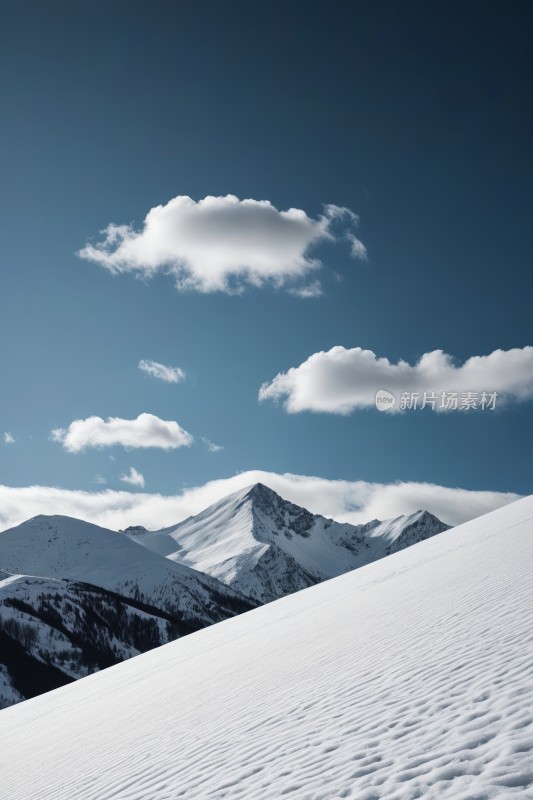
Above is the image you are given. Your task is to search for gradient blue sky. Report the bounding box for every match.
[0,1,531,513]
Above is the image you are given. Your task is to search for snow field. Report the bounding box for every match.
[0,495,532,799]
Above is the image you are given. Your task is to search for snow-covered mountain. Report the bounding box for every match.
[0,491,449,708]
[125,482,450,602]
[1,494,531,799]
[0,515,255,707]
[0,573,193,709]
[0,515,254,625]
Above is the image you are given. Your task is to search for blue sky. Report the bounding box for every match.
[0,1,531,529]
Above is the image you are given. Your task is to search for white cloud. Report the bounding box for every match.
[3,432,15,445]
[138,360,186,383]
[93,474,107,486]
[0,470,521,533]
[346,232,368,259]
[259,346,533,414]
[120,467,145,489]
[201,437,224,453]
[51,413,193,452]
[288,280,323,299]
[78,195,366,294]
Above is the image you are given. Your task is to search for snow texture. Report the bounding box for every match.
[0,494,532,799]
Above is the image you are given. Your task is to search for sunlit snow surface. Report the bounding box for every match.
[1,496,532,799]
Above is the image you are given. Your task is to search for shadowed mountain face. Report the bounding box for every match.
[125,483,450,603]
[0,575,197,708]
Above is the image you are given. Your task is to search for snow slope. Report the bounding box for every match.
[1,494,532,799]
[125,483,449,602]
[0,515,254,627]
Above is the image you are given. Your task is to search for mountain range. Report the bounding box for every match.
[123,482,450,602]
[1,492,530,799]
[0,483,449,707]
[0,514,254,707]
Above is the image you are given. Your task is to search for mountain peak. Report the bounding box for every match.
[234,482,288,515]
[244,482,280,500]
[134,484,451,604]
[408,509,451,527]
[120,525,149,535]
[419,509,444,523]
